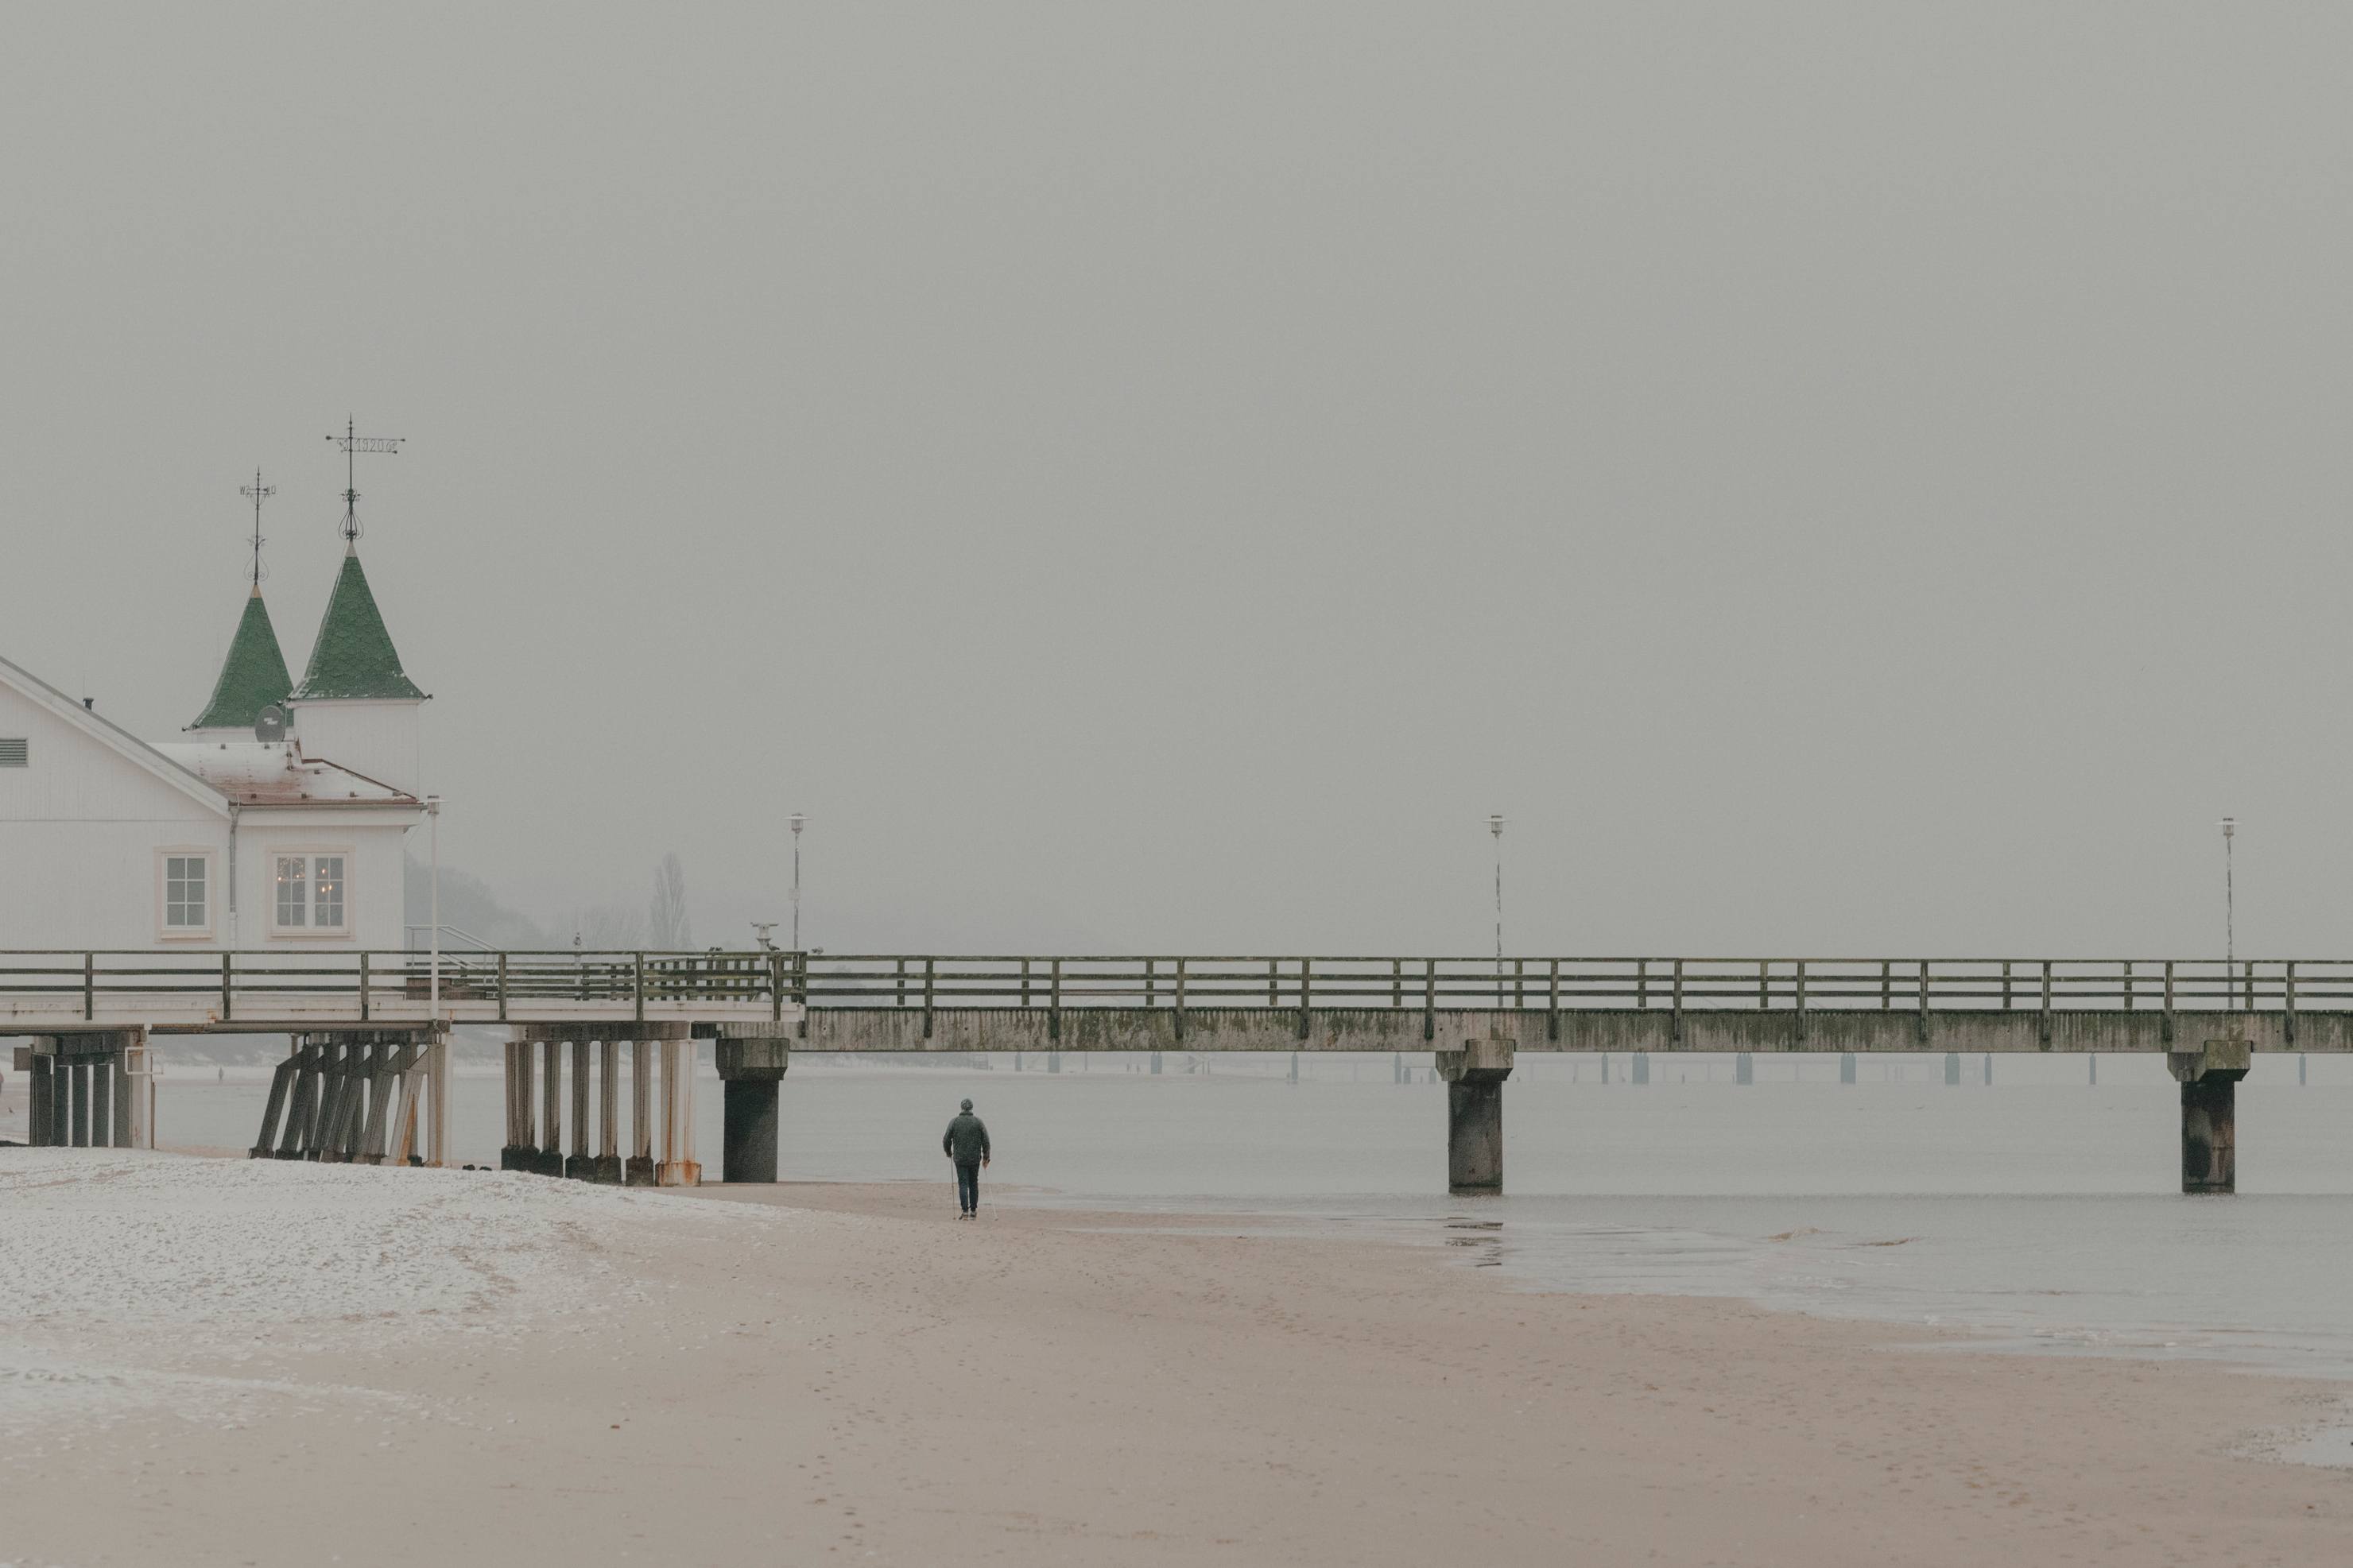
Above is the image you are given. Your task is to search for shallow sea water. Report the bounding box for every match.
[19,1048,2353,1378]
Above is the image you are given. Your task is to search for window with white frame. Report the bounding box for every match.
[159,851,212,935]
[273,852,351,934]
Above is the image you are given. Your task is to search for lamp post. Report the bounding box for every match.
[2220,816,2236,1006]
[426,796,442,1020]
[1487,813,1505,996]
[789,812,807,952]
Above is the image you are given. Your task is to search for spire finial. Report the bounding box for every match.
[326,416,404,544]
[239,468,275,589]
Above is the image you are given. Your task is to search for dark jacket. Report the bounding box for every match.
[943,1111,990,1163]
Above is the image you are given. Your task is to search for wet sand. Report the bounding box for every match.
[4,1158,2350,1565]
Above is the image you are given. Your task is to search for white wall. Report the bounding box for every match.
[0,683,417,952]
[0,682,226,949]
[290,699,422,796]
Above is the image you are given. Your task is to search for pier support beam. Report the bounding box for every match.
[628,1039,655,1187]
[565,1039,593,1179]
[1944,1051,1960,1086]
[1436,1036,1514,1195]
[28,1046,54,1145]
[1630,1051,1646,1086]
[538,1039,564,1177]
[716,1034,790,1183]
[657,1034,700,1187]
[502,1039,534,1171]
[2169,1036,2250,1194]
[1735,1052,1754,1086]
[591,1040,622,1184]
[1839,1052,1856,1085]
[48,1049,69,1144]
[89,1054,111,1145]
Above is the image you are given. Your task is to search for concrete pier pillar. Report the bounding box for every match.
[1839,1052,1856,1085]
[1982,1054,1992,1086]
[69,1059,89,1147]
[717,1036,789,1183]
[1735,1052,1754,1086]
[2089,1053,2097,1086]
[1048,1050,1061,1074]
[29,1050,54,1146]
[2301,1053,2308,1086]
[1600,1053,1610,1085]
[2169,1037,2251,1194]
[1288,1052,1299,1084]
[1436,1038,1514,1194]
[1630,1051,1647,1086]
[1943,1052,1960,1086]
[89,1053,112,1147]
[1152,1051,1162,1075]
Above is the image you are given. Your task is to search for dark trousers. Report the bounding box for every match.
[955,1160,981,1214]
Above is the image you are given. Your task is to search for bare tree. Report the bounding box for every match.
[649,852,692,950]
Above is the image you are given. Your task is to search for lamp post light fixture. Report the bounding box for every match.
[2220,815,2237,978]
[425,796,442,1020]
[789,812,808,952]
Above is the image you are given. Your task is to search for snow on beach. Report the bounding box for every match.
[0,1148,782,1431]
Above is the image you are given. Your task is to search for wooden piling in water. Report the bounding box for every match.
[628,1038,656,1186]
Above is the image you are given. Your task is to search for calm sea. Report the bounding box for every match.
[14,1047,2353,1378]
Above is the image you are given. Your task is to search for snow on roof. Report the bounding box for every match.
[150,741,418,807]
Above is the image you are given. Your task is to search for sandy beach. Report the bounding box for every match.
[2,1151,2349,1566]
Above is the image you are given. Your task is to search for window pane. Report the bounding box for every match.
[165,856,206,928]
[276,856,307,927]
[313,857,345,929]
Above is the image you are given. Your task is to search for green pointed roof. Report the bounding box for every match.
[290,544,427,702]
[190,587,295,730]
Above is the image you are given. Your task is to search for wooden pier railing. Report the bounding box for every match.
[0,950,794,1028]
[0,951,2333,1032]
[789,955,2328,1014]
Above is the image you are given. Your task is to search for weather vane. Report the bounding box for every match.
[239,468,274,587]
[326,416,404,543]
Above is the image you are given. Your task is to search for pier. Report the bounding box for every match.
[0,951,2323,1193]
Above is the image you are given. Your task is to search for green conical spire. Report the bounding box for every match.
[290,544,426,701]
[191,587,295,730]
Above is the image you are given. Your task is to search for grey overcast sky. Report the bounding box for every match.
[4,4,2350,957]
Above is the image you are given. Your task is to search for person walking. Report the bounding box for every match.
[942,1098,990,1219]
